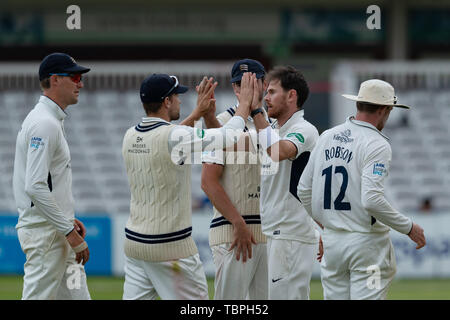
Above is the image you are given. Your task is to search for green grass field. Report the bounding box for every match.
[1,276,449,300]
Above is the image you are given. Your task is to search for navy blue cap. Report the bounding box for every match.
[140,74,188,103]
[230,58,266,83]
[39,53,90,81]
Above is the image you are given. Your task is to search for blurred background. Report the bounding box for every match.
[0,0,450,299]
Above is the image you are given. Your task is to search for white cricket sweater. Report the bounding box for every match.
[203,106,266,246]
[13,95,75,236]
[122,115,247,261]
[298,116,413,235]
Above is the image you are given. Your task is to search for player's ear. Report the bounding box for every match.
[164,96,171,105]
[160,96,170,111]
[288,89,297,103]
[49,74,60,87]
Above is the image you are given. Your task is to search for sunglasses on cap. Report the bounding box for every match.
[50,73,83,83]
[161,76,179,100]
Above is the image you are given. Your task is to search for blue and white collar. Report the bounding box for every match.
[347,116,390,141]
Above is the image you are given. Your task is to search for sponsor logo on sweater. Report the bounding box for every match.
[373,163,386,176]
[30,137,45,150]
[333,129,354,144]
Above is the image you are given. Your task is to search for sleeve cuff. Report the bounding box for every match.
[406,220,414,235]
[65,226,75,237]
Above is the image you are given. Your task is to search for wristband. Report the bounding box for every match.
[73,241,88,253]
[258,126,280,150]
[250,108,263,118]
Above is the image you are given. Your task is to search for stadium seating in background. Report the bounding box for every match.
[0,89,230,215]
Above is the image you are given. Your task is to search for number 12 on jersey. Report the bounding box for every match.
[322,165,351,211]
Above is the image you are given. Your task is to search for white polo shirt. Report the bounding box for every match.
[13,95,75,236]
[260,110,319,243]
[298,116,413,235]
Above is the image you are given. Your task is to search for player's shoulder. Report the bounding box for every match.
[322,122,348,135]
[124,124,138,137]
[317,127,334,140]
[287,116,319,140]
[360,126,391,149]
[303,119,319,137]
[25,111,60,134]
[355,127,392,160]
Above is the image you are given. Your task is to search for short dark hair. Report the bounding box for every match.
[143,101,163,114]
[40,78,51,90]
[267,66,309,109]
[356,101,385,114]
[142,95,174,115]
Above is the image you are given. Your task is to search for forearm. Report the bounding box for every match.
[180,111,201,127]
[298,162,315,219]
[257,125,296,162]
[362,191,413,234]
[298,190,313,217]
[251,112,270,132]
[361,152,413,235]
[25,183,74,235]
[233,100,251,120]
[204,113,222,129]
[202,180,245,227]
[169,117,246,163]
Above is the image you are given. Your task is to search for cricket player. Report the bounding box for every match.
[121,73,256,300]
[201,59,268,300]
[298,79,426,300]
[250,66,322,299]
[13,53,91,300]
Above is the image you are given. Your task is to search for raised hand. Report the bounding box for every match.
[195,76,218,117]
[234,72,255,119]
[197,82,217,119]
[251,75,264,111]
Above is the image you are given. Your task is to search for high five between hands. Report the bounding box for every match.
[236,72,263,118]
[193,73,261,121]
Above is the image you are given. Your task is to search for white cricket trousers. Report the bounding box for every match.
[17,224,91,300]
[123,253,209,300]
[266,237,317,300]
[320,229,396,300]
[211,242,268,300]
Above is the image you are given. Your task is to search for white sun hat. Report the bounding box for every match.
[342,79,410,109]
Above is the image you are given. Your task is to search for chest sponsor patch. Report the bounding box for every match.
[286,132,304,143]
[373,163,387,176]
[30,137,45,150]
[196,128,205,139]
